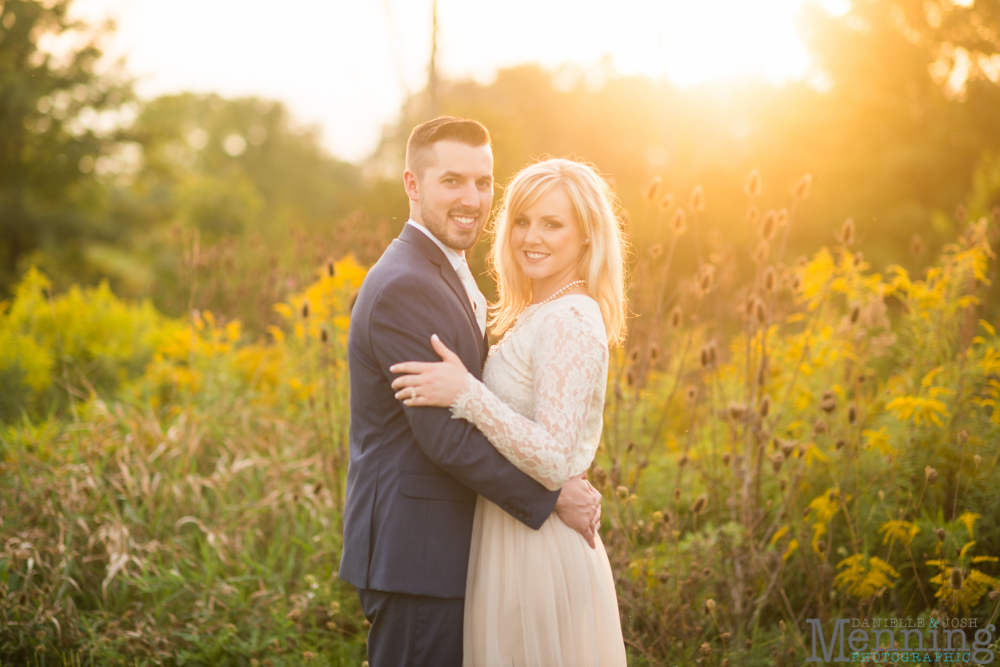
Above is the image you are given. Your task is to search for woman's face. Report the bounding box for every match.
[509,185,586,292]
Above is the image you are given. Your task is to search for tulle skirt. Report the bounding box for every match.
[463,495,627,667]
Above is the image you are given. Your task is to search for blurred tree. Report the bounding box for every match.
[0,0,132,296]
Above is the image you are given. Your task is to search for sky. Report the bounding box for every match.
[71,0,849,163]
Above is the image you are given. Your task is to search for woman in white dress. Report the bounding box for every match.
[389,158,627,667]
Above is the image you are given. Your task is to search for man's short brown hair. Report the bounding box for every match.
[405,116,491,176]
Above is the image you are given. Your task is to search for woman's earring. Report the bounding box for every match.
[584,238,589,244]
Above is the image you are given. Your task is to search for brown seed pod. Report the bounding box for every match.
[950,567,963,590]
[793,173,812,200]
[627,347,642,364]
[679,454,689,468]
[722,452,731,466]
[779,439,798,458]
[850,304,861,324]
[935,527,946,541]
[689,185,706,212]
[910,234,925,259]
[648,343,661,363]
[592,466,608,487]
[848,403,858,425]
[729,402,748,420]
[648,243,664,259]
[699,266,715,293]
[763,266,777,293]
[670,305,683,329]
[326,260,335,277]
[674,488,682,500]
[803,506,812,518]
[616,485,629,500]
[624,368,636,388]
[671,208,687,234]
[746,204,760,224]
[760,209,778,240]
[814,418,828,435]
[820,391,836,413]
[301,301,310,319]
[769,453,784,473]
[839,217,855,246]
[925,466,938,484]
[644,176,662,202]
[753,298,768,325]
[835,439,846,450]
[320,328,329,344]
[958,429,968,444]
[776,208,788,227]
[759,394,771,418]
[685,385,698,403]
[745,169,762,196]
[659,193,674,211]
[692,494,708,514]
[752,240,770,265]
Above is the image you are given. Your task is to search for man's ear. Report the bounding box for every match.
[403,169,420,202]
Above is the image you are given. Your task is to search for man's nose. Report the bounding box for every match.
[457,182,479,207]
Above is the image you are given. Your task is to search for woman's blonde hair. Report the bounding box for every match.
[488,158,628,346]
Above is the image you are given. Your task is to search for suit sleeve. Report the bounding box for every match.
[368,276,559,530]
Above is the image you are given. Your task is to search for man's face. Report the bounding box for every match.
[405,140,494,251]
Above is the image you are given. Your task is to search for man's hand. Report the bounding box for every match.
[554,474,602,548]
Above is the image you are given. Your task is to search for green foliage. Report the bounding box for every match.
[0,267,175,422]
[0,0,133,293]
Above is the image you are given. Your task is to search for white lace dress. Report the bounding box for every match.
[451,295,626,667]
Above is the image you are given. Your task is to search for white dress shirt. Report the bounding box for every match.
[406,220,487,335]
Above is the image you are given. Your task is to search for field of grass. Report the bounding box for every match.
[2,174,999,665]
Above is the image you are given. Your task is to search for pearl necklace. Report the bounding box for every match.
[491,280,587,355]
[535,279,586,306]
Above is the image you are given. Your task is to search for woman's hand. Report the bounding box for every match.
[390,334,472,408]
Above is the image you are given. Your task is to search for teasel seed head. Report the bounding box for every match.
[974,454,981,466]
[692,493,708,514]
[757,355,769,386]
[935,527,946,541]
[708,340,717,366]
[760,209,778,240]
[793,173,812,200]
[950,567,963,590]
[722,452,731,466]
[679,454,689,468]
[729,402,748,420]
[753,298,768,325]
[745,169,762,196]
[670,305,683,329]
[648,243,664,259]
[648,342,661,363]
[803,506,812,518]
[671,208,687,234]
[910,233,925,259]
[700,642,711,657]
[326,260,336,277]
[835,439,846,450]
[820,390,836,413]
[704,598,717,614]
[644,176,662,202]
[627,346,642,365]
[925,465,938,484]
[753,240,770,265]
[301,301,310,319]
[838,217,856,246]
[763,266,777,293]
[769,453,784,473]
[674,488,682,500]
[848,402,858,425]
[616,485,629,500]
[958,429,968,444]
[320,328,329,344]
[689,185,706,212]
[701,346,709,368]
[779,439,797,458]
[657,571,670,583]
[759,394,771,418]
[698,265,714,294]
[747,204,760,224]
[623,367,636,388]
[685,385,698,403]
[814,418,828,435]
[659,193,674,211]
[850,304,861,324]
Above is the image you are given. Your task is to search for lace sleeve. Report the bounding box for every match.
[450,304,607,491]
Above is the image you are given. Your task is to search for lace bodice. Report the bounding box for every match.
[450,295,608,491]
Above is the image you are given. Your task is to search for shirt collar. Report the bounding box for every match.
[405,219,466,270]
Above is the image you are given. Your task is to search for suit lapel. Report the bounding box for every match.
[399,225,485,364]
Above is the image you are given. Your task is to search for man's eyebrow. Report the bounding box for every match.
[438,170,493,182]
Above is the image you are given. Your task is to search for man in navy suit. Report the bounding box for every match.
[339,116,602,666]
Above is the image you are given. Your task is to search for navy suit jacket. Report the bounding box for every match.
[339,224,560,598]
